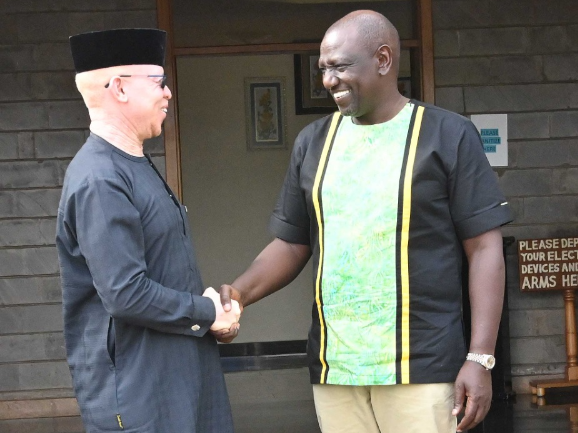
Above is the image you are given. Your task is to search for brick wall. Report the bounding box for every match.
[2,0,577,423]
[0,0,163,410]
[433,0,578,394]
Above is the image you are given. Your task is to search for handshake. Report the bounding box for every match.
[203,287,242,335]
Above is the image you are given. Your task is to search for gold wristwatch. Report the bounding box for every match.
[466,353,496,370]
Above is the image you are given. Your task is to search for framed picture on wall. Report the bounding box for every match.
[294,53,337,115]
[244,77,287,150]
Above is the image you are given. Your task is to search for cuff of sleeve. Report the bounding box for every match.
[456,202,513,240]
[269,215,310,245]
[186,295,216,337]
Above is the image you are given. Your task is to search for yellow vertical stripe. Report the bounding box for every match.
[400,106,425,384]
[312,112,341,383]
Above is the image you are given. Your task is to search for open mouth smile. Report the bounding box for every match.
[332,90,351,100]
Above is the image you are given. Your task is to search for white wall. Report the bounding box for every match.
[177,50,411,343]
[177,54,320,343]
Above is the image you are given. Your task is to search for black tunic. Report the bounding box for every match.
[56,134,233,433]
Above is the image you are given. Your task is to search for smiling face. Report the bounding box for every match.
[120,64,171,140]
[319,27,383,125]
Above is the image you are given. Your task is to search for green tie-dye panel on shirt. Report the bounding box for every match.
[321,104,413,385]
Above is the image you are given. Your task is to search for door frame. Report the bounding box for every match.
[156,0,434,199]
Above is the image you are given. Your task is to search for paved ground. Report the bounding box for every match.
[1,393,576,433]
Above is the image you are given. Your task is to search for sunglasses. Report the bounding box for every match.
[104,74,167,89]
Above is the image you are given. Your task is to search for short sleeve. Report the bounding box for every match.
[449,120,512,240]
[269,132,312,245]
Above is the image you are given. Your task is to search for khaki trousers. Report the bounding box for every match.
[313,383,456,433]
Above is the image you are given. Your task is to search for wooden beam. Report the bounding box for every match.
[157,0,182,200]
[174,39,420,56]
[175,42,320,56]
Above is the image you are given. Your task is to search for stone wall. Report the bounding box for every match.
[0,0,163,411]
[1,1,578,426]
[433,0,578,394]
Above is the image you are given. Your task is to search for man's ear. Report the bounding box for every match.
[108,77,128,102]
[376,44,393,76]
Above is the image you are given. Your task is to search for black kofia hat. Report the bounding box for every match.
[70,28,167,73]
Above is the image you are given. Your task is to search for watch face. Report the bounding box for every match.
[485,356,496,369]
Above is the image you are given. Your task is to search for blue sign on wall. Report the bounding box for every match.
[471,114,508,167]
[481,129,501,153]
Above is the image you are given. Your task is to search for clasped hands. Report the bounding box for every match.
[203,287,241,335]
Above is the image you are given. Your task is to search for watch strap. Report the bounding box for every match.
[466,352,494,370]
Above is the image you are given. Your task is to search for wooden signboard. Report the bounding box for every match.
[519,237,578,292]
[518,237,578,396]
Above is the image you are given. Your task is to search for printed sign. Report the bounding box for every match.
[518,237,578,292]
[471,114,508,167]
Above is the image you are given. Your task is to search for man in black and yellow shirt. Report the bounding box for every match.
[216,10,512,433]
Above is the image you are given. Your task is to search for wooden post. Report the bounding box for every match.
[529,287,578,396]
[417,0,435,104]
[571,406,578,433]
[565,289,578,380]
[156,0,182,201]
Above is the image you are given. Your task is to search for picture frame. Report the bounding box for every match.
[244,77,287,150]
[294,53,337,115]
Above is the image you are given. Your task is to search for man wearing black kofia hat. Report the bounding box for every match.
[56,29,239,433]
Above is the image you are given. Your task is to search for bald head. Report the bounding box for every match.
[75,64,164,111]
[325,10,401,73]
